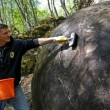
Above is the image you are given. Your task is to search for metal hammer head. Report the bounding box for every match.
[68,32,78,48]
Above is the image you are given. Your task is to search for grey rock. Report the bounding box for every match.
[32,1,110,110]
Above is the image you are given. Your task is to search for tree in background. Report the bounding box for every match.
[47,0,59,18]
[0,0,103,32]
[60,0,70,16]
[0,0,45,31]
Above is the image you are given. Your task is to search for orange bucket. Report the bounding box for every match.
[0,78,15,101]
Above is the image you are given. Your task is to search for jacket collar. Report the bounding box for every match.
[5,36,14,49]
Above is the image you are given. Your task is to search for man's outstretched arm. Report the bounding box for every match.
[37,38,55,46]
[36,36,68,46]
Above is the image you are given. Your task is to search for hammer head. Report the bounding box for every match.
[68,32,78,48]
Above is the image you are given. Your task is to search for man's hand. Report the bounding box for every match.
[53,36,68,44]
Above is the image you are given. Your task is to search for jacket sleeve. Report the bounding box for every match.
[17,38,40,55]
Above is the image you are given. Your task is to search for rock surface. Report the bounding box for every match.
[32,1,110,110]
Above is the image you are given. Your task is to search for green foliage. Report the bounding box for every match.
[35,8,50,20]
[13,10,26,32]
[65,0,79,14]
[21,51,37,75]
[0,0,81,32]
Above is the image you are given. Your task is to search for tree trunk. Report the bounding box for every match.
[14,0,31,29]
[29,0,37,26]
[10,0,14,25]
[60,0,69,17]
[52,0,58,18]
[0,11,3,23]
[47,0,55,18]
[1,0,7,24]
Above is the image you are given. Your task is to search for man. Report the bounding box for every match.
[0,23,68,110]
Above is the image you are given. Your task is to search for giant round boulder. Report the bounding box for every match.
[32,1,110,110]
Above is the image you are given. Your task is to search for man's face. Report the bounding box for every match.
[0,28,11,43]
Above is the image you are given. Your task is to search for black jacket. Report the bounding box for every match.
[0,37,39,86]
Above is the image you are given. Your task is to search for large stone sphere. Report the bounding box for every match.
[32,1,110,110]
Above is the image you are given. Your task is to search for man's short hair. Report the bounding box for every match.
[0,24,8,29]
